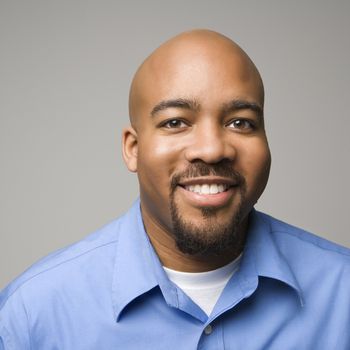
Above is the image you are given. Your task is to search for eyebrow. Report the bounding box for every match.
[223,100,264,120]
[150,98,263,119]
[150,98,200,117]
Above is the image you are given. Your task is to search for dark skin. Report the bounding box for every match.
[123,30,271,272]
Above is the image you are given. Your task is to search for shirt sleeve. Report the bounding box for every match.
[0,287,31,349]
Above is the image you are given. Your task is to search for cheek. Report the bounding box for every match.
[238,140,271,189]
[137,137,182,193]
[136,136,185,229]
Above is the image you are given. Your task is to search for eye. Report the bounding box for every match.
[226,119,255,131]
[161,119,188,129]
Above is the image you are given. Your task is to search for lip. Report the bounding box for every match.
[176,177,239,208]
[177,186,237,208]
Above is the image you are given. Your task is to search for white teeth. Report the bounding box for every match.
[201,184,210,194]
[185,184,227,194]
[209,184,218,194]
[194,184,201,193]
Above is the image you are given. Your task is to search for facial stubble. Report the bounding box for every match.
[169,162,247,256]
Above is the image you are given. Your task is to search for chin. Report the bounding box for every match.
[170,195,247,256]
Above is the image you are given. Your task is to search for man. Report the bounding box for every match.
[0,30,349,349]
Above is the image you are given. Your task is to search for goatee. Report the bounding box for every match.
[169,160,247,256]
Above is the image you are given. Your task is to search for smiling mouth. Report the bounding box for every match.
[176,177,240,208]
[182,183,230,195]
[178,176,238,196]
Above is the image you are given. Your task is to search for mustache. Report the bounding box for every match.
[170,160,246,189]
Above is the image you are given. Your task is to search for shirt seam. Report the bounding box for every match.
[1,240,118,309]
[257,212,350,258]
[270,228,350,258]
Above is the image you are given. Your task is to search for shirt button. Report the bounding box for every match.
[204,324,213,335]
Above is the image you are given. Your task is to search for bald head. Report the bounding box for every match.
[128,29,264,128]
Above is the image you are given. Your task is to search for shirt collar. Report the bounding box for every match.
[112,200,159,321]
[112,199,181,321]
[112,201,304,321]
[243,209,304,306]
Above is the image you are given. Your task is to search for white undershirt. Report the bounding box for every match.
[163,254,242,316]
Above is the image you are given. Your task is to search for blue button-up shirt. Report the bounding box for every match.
[1,200,350,349]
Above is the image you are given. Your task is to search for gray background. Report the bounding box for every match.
[1,0,349,289]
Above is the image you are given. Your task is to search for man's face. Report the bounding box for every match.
[126,40,271,255]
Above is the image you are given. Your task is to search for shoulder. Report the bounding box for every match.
[259,211,350,256]
[0,209,138,347]
[254,211,350,306]
[0,215,125,310]
[256,211,350,277]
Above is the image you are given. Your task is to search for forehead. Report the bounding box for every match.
[131,37,264,119]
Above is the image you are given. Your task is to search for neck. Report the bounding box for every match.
[141,206,248,273]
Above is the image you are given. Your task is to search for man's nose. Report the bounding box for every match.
[184,123,236,164]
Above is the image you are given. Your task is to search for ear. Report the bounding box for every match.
[122,126,138,172]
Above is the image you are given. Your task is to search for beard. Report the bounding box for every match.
[169,160,247,256]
